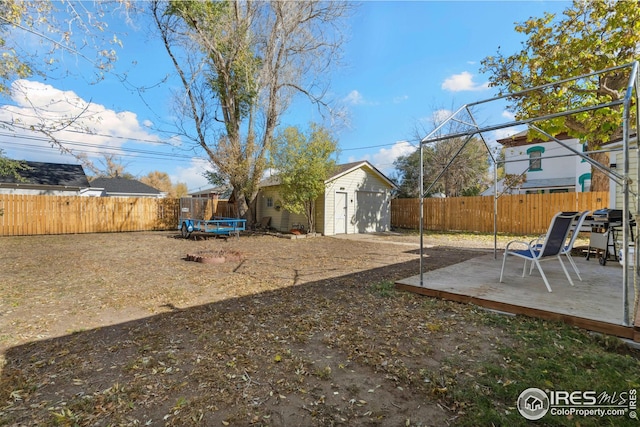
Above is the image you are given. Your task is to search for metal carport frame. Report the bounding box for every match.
[417,62,639,326]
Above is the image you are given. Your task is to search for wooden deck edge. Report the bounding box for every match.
[395,282,639,342]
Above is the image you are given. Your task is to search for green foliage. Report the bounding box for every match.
[167,0,260,130]
[0,150,28,181]
[368,280,397,298]
[270,124,338,232]
[0,0,37,94]
[450,314,640,426]
[203,170,226,187]
[394,137,489,198]
[0,0,121,97]
[0,151,29,217]
[481,0,640,146]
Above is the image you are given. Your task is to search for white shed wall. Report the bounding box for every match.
[323,167,392,236]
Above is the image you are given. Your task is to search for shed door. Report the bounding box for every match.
[356,191,387,233]
[335,191,347,234]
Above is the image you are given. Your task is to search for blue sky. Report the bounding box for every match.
[0,1,570,192]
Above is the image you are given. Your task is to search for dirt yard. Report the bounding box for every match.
[0,231,533,425]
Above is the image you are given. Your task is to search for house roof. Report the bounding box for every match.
[0,161,89,188]
[90,177,161,195]
[259,161,397,189]
[188,185,233,198]
[497,131,573,148]
[520,177,576,189]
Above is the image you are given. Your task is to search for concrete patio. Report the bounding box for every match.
[396,250,640,342]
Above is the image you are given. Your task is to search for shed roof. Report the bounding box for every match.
[0,161,89,188]
[259,161,397,189]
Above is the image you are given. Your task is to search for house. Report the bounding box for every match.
[0,160,93,196]
[484,131,592,195]
[256,161,397,235]
[90,177,166,198]
[188,185,233,199]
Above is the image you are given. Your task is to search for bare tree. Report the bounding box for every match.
[0,1,133,168]
[396,107,491,198]
[151,1,351,223]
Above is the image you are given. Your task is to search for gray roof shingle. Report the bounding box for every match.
[90,177,161,195]
[0,161,89,187]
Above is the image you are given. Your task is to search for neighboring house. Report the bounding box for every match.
[256,161,397,235]
[483,131,592,195]
[90,177,166,198]
[188,185,233,199]
[0,160,93,196]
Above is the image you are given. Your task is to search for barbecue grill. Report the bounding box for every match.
[585,209,634,265]
[591,208,623,224]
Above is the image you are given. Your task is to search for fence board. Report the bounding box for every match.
[1,193,611,237]
[0,195,183,236]
[391,192,609,235]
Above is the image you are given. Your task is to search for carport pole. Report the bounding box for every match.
[419,140,424,286]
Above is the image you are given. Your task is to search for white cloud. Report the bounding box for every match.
[0,79,164,164]
[432,109,453,124]
[393,95,409,104]
[501,110,516,120]
[343,90,379,106]
[343,90,366,105]
[171,158,213,192]
[441,71,489,92]
[349,140,416,176]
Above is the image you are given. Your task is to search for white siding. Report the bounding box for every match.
[255,187,314,232]
[258,164,394,236]
[323,166,392,236]
[505,138,589,193]
[612,148,639,213]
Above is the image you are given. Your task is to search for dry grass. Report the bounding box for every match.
[0,230,631,426]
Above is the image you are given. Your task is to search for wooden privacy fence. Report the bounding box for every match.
[391,192,610,235]
[0,195,182,236]
[0,195,235,236]
[0,193,609,237]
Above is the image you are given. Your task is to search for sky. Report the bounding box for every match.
[0,0,571,192]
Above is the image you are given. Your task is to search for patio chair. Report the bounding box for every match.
[529,210,590,281]
[499,211,576,292]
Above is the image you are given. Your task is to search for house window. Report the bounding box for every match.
[266,197,273,208]
[581,142,588,162]
[527,146,545,171]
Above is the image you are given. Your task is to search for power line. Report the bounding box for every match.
[0,127,202,158]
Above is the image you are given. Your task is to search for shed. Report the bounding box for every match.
[256,161,397,235]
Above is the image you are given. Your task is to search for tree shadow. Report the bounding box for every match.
[0,248,480,426]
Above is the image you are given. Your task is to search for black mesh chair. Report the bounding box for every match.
[499,211,576,293]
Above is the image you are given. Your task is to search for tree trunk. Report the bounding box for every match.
[589,151,610,192]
